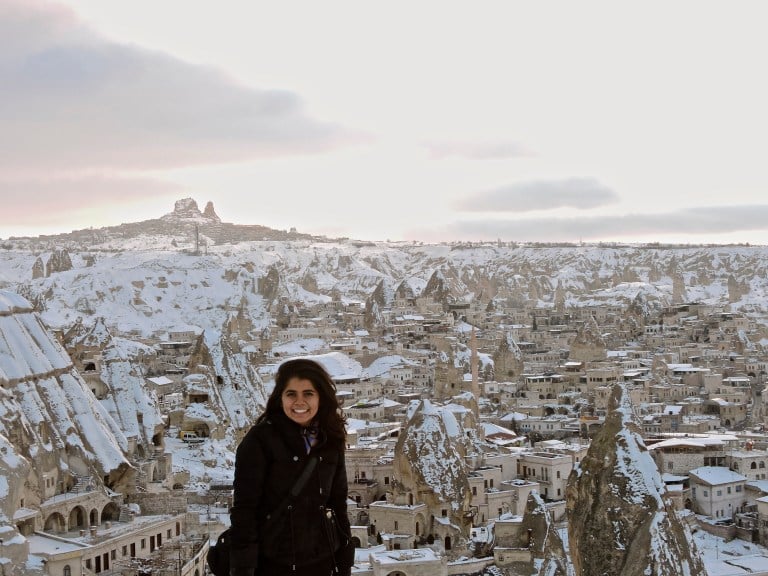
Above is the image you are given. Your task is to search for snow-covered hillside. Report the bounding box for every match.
[1,241,767,339]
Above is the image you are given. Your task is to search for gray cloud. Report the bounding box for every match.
[410,205,768,243]
[425,139,531,160]
[0,2,353,171]
[457,178,620,212]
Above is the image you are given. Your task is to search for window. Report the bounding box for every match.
[717,490,722,496]
[727,487,732,494]
[122,545,127,556]
[556,471,561,479]
[394,521,398,530]
[703,490,708,497]
[384,476,390,485]
[736,485,743,492]
[111,550,116,560]
[141,539,146,549]
[441,509,447,517]
[472,487,477,496]
[64,566,72,576]
[667,462,674,470]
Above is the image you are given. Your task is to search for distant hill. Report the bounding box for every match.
[5,197,317,248]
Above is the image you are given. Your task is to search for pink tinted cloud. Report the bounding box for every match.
[0,176,182,226]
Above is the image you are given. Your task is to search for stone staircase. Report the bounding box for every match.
[72,474,94,493]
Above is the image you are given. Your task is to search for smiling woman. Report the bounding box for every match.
[228,358,354,576]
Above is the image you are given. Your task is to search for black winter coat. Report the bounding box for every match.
[229,412,353,575]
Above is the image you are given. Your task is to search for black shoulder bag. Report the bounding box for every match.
[206,456,318,576]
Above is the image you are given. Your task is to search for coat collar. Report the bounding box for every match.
[269,411,327,452]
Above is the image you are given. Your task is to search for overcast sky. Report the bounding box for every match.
[2,0,768,244]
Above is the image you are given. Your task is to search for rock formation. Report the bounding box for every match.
[31,256,45,279]
[162,197,205,221]
[184,327,268,440]
[423,269,451,305]
[258,265,282,302]
[520,492,569,576]
[45,249,73,276]
[566,383,705,576]
[568,315,607,363]
[492,333,524,381]
[672,269,687,304]
[203,200,221,222]
[554,280,566,313]
[394,399,472,539]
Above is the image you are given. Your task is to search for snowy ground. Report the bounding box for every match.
[167,435,236,491]
[693,530,768,575]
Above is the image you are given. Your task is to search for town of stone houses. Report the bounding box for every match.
[3,200,768,575]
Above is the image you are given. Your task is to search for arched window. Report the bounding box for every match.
[760,461,766,469]
[751,462,757,470]
[64,566,72,576]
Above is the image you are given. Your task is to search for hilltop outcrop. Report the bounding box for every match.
[9,197,315,247]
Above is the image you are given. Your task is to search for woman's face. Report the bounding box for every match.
[281,377,320,426]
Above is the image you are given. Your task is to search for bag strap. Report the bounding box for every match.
[266,456,317,519]
[289,456,318,499]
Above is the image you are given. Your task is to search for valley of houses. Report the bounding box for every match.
[6,285,768,576]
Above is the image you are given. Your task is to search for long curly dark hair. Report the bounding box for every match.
[258,358,347,444]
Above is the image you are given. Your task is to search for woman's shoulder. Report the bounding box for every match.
[245,417,280,441]
[236,417,274,450]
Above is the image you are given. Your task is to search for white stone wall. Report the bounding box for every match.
[691,480,746,519]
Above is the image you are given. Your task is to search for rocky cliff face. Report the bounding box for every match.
[0,290,133,532]
[184,326,268,435]
[566,383,704,576]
